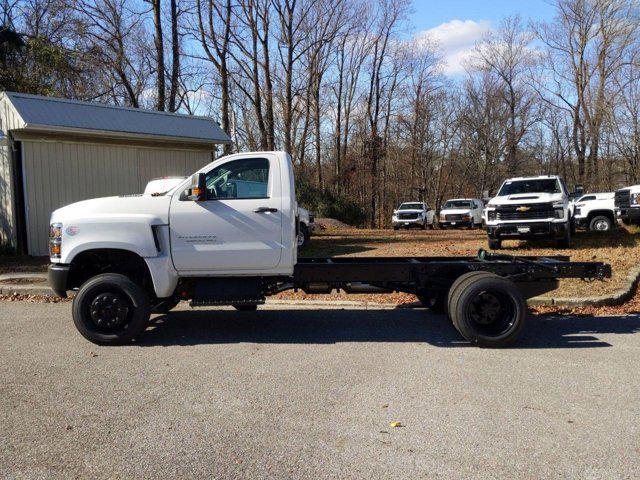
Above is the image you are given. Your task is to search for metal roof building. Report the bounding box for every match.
[0,91,231,255]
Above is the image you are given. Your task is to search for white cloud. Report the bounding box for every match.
[417,19,492,76]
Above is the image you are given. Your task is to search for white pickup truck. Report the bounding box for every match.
[614,185,640,225]
[439,199,484,229]
[484,175,573,249]
[48,151,611,348]
[572,193,615,231]
[391,202,435,230]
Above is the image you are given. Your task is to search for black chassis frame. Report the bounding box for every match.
[292,251,611,300]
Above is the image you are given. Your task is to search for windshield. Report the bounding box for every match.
[398,203,423,210]
[443,200,472,209]
[498,179,561,196]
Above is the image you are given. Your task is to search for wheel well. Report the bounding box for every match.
[587,210,614,222]
[67,249,153,294]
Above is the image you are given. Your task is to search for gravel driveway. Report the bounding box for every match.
[1,301,639,479]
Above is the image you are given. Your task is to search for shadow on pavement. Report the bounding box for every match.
[138,308,640,349]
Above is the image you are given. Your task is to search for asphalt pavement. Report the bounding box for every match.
[1,301,639,479]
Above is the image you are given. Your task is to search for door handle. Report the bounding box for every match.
[254,207,278,213]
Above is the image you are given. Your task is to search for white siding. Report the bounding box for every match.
[0,94,25,249]
[21,140,211,255]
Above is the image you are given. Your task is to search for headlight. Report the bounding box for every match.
[49,222,62,258]
[631,193,640,205]
[553,203,565,219]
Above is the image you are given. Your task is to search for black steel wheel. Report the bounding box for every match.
[449,274,526,348]
[72,273,151,345]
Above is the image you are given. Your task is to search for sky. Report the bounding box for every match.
[410,0,557,75]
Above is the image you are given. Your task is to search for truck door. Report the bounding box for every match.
[169,153,283,273]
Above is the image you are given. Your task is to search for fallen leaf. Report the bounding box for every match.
[389,421,403,428]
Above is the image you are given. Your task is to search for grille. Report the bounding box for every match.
[488,203,555,221]
[445,214,464,221]
[398,212,419,220]
[615,190,630,208]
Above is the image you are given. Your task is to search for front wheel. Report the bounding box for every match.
[589,215,612,232]
[488,238,501,250]
[72,273,151,345]
[555,226,571,248]
[297,224,310,248]
[448,273,527,348]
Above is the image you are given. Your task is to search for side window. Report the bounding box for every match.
[205,158,269,200]
[581,195,596,202]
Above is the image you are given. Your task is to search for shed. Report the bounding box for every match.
[0,91,231,256]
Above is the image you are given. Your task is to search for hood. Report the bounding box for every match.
[488,192,564,206]
[440,208,472,215]
[394,209,425,214]
[51,195,171,224]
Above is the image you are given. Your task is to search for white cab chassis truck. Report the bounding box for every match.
[48,152,610,348]
[484,175,573,249]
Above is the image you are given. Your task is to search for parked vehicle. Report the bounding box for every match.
[439,198,484,229]
[573,193,615,231]
[297,207,315,248]
[48,152,611,348]
[614,185,640,225]
[392,202,435,230]
[144,176,187,195]
[484,175,573,249]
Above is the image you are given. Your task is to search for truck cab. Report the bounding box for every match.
[439,198,484,229]
[484,175,572,249]
[615,185,640,225]
[392,202,435,230]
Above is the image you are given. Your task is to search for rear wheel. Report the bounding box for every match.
[448,274,527,348]
[488,238,502,250]
[297,224,310,248]
[589,215,612,232]
[72,273,151,345]
[447,271,496,318]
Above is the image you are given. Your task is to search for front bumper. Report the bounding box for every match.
[487,221,568,239]
[392,218,425,227]
[48,264,70,298]
[617,207,640,224]
[440,220,473,228]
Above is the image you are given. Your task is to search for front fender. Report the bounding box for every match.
[58,216,163,264]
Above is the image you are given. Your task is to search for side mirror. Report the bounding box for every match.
[188,173,206,201]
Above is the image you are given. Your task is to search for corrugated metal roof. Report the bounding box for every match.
[3,91,231,144]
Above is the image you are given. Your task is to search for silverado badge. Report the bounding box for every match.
[516,206,531,212]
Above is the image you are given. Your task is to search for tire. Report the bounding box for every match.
[297,224,310,248]
[393,226,399,231]
[152,298,180,314]
[234,304,258,311]
[72,273,151,345]
[589,215,612,232]
[488,238,502,250]
[421,222,427,230]
[416,293,446,314]
[446,271,496,320]
[448,273,527,348]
